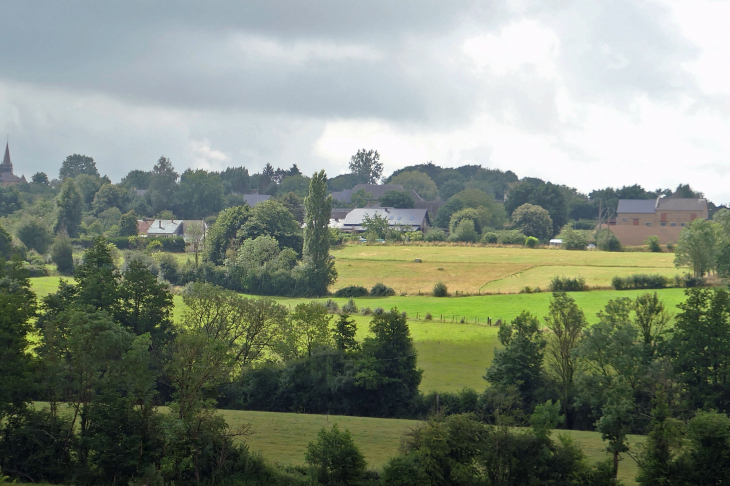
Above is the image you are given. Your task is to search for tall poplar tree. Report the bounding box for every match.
[303,170,336,296]
[54,179,83,237]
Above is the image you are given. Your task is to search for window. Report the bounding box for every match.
[646,223,651,226]
[397,217,402,220]
[681,223,685,227]
[670,222,676,227]
[622,218,629,222]
[661,222,667,227]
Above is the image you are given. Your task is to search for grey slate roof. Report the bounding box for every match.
[146,220,184,236]
[243,194,271,206]
[342,207,429,230]
[616,199,657,214]
[331,184,405,203]
[656,198,708,212]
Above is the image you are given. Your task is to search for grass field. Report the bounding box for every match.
[30,276,689,393]
[332,244,680,294]
[221,409,643,485]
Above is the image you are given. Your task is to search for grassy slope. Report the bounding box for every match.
[223,409,643,485]
[332,244,678,294]
[30,276,688,392]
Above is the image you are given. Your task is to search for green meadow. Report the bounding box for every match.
[220,409,644,485]
[30,275,689,392]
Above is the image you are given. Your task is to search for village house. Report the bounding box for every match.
[341,207,430,232]
[610,197,709,246]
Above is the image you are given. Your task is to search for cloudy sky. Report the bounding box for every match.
[1,0,730,202]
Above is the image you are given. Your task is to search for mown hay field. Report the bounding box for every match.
[221,409,644,485]
[332,244,679,294]
[29,276,689,393]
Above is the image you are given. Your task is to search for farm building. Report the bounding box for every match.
[341,207,429,232]
[612,197,709,246]
[139,219,208,238]
[243,193,271,206]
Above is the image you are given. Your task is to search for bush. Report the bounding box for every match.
[681,274,706,288]
[646,235,661,252]
[424,312,432,321]
[525,236,539,248]
[496,230,528,245]
[373,307,384,315]
[305,425,367,486]
[342,299,358,314]
[325,299,340,314]
[157,253,180,285]
[482,232,498,244]
[548,276,587,292]
[370,282,395,297]
[596,229,622,252]
[423,227,446,242]
[51,233,74,274]
[360,307,372,316]
[611,274,668,290]
[560,226,588,251]
[449,219,479,243]
[334,285,369,298]
[433,281,449,297]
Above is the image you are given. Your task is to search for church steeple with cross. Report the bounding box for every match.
[0,142,27,185]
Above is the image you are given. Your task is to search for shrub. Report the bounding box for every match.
[334,285,369,298]
[681,274,706,288]
[519,286,541,294]
[560,226,588,251]
[548,276,587,292]
[496,230,528,245]
[424,312,433,321]
[370,282,395,297]
[51,233,74,274]
[305,425,367,486]
[423,227,446,242]
[646,235,661,252]
[325,299,340,314]
[373,307,385,315]
[525,236,539,248]
[482,232,498,244]
[449,219,479,243]
[611,274,668,290]
[157,253,180,285]
[433,281,449,297]
[596,229,622,252]
[342,299,358,314]
[360,307,372,316]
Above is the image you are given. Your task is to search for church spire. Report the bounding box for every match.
[1,142,11,168]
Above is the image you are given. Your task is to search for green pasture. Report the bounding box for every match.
[221,409,643,485]
[332,244,679,294]
[30,277,689,393]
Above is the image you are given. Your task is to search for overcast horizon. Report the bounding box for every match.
[2,1,730,202]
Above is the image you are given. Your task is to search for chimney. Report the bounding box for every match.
[158,220,162,228]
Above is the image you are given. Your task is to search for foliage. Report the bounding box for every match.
[0,186,22,215]
[674,218,718,278]
[370,282,396,297]
[505,179,568,233]
[495,229,528,245]
[333,314,359,351]
[342,298,358,314]
[379,190,415,208]
[119,210,138,237]
[59,153,99,179]
[349,149,383,184]
[176,168,224,219]
[54,179,83,237]
[362,213,390,239]
[449,218,479,243]
[389,170,438,201]
[549,276,588,292]
[435,188,506,229]
[449,207,484,234]
[512,203,554,240]
[486,312,546,405]
[423,227,446,241]
[148,156,178,215]
[335,285,369,298]
[646,235,661,252]
[596,229,622,252]
[305,425,367,486]
[303,171,337,296]
[561,225,589,250]
[611,274,668,290]
[50,232,74,274]
[481,231,498,244]
[432,281,448,297]
[238,199,303,255]
[205,205,251,265]
[525,236,539,248]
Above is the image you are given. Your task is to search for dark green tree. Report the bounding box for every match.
[51,232,74,274]
[305,424,367,486]
[0,223,12,259]
[279,191,305,223]
[486,311,546,405]
[54,179,83,237]
[31,171,49,184]
[59,154,99,180]
[119,169,152,190]
[92,183,126,215]
[379,190,415,208]
[303,171,337,296]
[636,386,684,486]
[349,149,383,184]
[219,166,249,194]
[147,156,178,214]
[176,168,224,219]
[205,205,251,265]
[333,314,359,351]
[511,203,554,240]
[238,199,303,254]
[0,186,22,216]
[505,180,568,232]
[16,217,53,254]
[670,288,730,412]
[119,210,139,237]
[74,237,120,311]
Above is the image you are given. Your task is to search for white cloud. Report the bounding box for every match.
[189,139,230,171]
